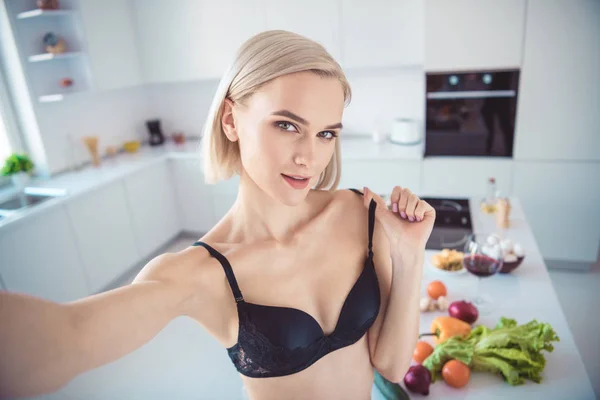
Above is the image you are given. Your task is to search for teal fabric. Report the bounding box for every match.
[372,371,409,400]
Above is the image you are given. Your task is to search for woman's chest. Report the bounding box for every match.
[230,230,369,337]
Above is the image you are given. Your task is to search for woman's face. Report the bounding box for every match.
[227,71,345,206]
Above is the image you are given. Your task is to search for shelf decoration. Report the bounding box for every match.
[43,32,67,54]
[37,0,60,10]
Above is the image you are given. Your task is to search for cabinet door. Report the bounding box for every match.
[133,0,266,83]
[341,0,423,69]
[339,161,422,196]
[123,160,181,258]
[513,161,600,263]
[0,206,90,302]
[170,159,215,234]
[421,158,513,198]
[425,0,525,71]
[211,175,240,223]
[265,0,341,62]
[79,0,143,91]
[514,0,600,161]
[66,181,140,293]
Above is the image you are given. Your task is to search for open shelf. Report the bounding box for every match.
[38,91,86,103]
[17,9,74,19]
[28,51,84,63]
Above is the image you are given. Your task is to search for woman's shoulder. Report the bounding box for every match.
[132,242,227,293]
[331,187,368,214]
[320,188,370,236]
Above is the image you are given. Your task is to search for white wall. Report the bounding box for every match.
[143,80,218,139]
[343,66,425,136]
[37,66,423,174]
[35,86,152,174]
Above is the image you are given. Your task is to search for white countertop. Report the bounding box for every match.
[0,137,422,229]
[403,198,596,399]
[341,135,424,161]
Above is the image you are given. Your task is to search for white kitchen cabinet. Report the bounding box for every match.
[66,181,140,293]
[338,160,422,196]
[211,175,240,223]
[123,160,181,259]
[0,205,90,302]
[421,158,513,198]
[170,159,215,234]
[133,0,266,83]
[78,0,143,91]
[340,0,423,69]
[265,0,341,62]
[512,161,600,263]
[33,317,244,400]
[424,0,526,71]
[514,0,600,161]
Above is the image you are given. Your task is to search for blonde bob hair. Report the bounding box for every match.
[201,30,351,191]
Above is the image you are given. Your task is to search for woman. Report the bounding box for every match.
[0,30,435,400]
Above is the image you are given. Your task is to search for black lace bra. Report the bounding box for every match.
[192,188,380,378]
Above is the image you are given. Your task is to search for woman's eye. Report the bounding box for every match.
[318,131,338,140]
[276,121,297,132]
[276,121,337,140]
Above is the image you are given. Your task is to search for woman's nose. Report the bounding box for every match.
[293,137,316,167]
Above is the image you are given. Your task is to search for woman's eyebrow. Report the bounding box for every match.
[271,110,343,130]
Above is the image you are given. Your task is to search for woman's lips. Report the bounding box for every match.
[281,174,310,189]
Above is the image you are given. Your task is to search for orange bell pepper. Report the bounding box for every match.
[420,316,471,344]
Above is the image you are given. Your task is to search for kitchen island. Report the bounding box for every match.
[380,197,595,399]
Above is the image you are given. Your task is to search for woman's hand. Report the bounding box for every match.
[362,186,435,254]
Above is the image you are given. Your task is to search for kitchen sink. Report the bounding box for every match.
[0,187,67,216]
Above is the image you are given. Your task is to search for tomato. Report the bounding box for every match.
[413,341,434,363]
[442,360,470,388]
[427,281,447,300]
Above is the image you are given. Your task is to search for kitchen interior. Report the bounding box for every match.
[0,0,599,399]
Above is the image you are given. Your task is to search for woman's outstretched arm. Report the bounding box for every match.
[0,251,204,399]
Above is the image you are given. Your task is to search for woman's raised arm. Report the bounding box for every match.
[0,250,208,399]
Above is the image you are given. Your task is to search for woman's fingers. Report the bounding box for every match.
[405,192,419,222]
[397,188,411,219]
[389,186,402,213]
[414,199,430,222]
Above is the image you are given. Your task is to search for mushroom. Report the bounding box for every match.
[420,297,432,312]
[436,296,449,311]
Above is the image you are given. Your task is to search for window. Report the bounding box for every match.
[0,66,19,188]
[0,111,11,160]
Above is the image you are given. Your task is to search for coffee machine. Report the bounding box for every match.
[146,119,165,146]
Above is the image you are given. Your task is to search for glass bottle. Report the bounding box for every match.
[481,177,497,214]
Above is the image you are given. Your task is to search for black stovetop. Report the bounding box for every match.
[421,197,473,251]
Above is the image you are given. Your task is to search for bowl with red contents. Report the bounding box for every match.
[498,239,525,274]
[500,255,525,274]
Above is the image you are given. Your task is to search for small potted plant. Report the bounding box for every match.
[1,153,35,192]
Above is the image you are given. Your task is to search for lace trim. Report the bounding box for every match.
[227,302,379,378]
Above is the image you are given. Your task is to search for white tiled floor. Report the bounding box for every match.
[121,236,600,399]
[548,265,600,398]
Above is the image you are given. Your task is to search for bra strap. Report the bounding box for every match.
[368,199,376,258]
[192,241,244,303]
[349,188,377,258]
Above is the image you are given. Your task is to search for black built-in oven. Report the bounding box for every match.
[425,70,520,157]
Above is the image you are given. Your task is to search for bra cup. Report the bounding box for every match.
[243,303,325,349]
[330,260,380,341]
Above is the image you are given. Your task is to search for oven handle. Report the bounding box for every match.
[427,90,516,99]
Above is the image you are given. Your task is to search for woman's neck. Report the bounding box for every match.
[222,172,323,246]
